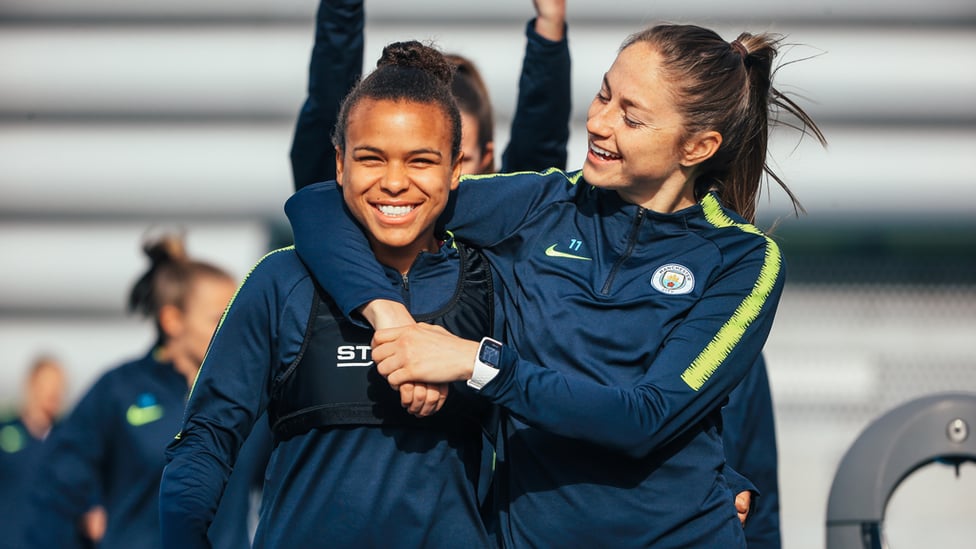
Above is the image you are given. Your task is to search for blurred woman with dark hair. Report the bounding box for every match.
[28,234,267,549]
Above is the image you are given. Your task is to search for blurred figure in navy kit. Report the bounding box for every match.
[26,234,271,549]
[1,355,68,548]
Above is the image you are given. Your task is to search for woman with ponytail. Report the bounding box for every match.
[27,235,266,549]
[286,22,826,548]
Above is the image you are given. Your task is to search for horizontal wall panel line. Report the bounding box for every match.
[1,0,974,24]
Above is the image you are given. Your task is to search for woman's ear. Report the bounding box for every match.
[477,141,496,175]
[334,147,344,186]
[158,304,184,341]
[680,131,722,167]
[450,151,464,191]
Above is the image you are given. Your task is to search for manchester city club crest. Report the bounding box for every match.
[650,264,695,295]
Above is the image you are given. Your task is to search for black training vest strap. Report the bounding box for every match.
[268,243,493,440]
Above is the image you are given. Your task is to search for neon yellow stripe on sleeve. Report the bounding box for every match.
[460,166,582,184]
[680,196,781,391]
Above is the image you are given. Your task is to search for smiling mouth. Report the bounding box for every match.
[376,204,416,217]
[589,142,621,161]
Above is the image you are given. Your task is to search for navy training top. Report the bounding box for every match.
[160,245,493,549]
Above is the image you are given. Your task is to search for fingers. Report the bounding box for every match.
[735,490,752,526]
[372,326,409,346]
[417,383,444,417]
[373,342,401,377]
[407,383,428,416]
[371,325,423,374]
[420,383,449,416]
[399,383,450,417]
[386,367,408,389]
[399,382,416,408]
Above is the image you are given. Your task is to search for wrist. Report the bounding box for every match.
[360,299,413,329]
[533,16,565,42]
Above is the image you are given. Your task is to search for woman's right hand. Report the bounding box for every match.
[398,382,449,417]
[532,0,566,41]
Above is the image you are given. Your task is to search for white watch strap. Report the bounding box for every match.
[466,337,502,390]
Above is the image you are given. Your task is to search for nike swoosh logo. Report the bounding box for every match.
[544,243,591,261]
[0,425,26,454]
[126,404,164,427]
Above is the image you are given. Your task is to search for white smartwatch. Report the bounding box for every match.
[467,337,503,390]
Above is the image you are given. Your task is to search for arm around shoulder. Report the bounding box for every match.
[285,182,404,318]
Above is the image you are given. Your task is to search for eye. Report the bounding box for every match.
[595,90,610,103]
[623,115,644,128]
[411,157,438,167]
[355,154,383,165]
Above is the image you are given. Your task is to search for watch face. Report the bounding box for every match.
[479,340,501,366]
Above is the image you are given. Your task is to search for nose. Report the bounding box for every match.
[380,162,410,194]
[586,98,612,138]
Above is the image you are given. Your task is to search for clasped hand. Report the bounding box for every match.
[372,323,480,418]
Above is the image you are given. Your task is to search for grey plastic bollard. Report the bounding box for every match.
[825,392,976,549]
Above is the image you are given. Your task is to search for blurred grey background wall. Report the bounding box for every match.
[1,1,974,547]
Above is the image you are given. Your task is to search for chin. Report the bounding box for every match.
[582,163,596,183]
[374,233,420,249]
[582,164,610,189]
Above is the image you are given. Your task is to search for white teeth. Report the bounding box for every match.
[590,143,620,160]
[377,204,414,217]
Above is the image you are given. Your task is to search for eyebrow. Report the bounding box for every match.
[352,145,444,158]
[603,74,651,114]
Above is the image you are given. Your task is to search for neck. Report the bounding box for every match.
[620,169,698,213]
[371,236,441,276]
[20,405,53,439]
[158,345,200,388]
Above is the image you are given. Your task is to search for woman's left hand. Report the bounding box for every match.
[735,490,751,526]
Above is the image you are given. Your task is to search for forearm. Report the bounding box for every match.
[478,294,779,459]
[308,0,364,99]
[476,350,729,458]
[501,17,571,172]
[361,300,415,330]
[160,437,231,548]
[290,0,364,189]
[285,182,404,319]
